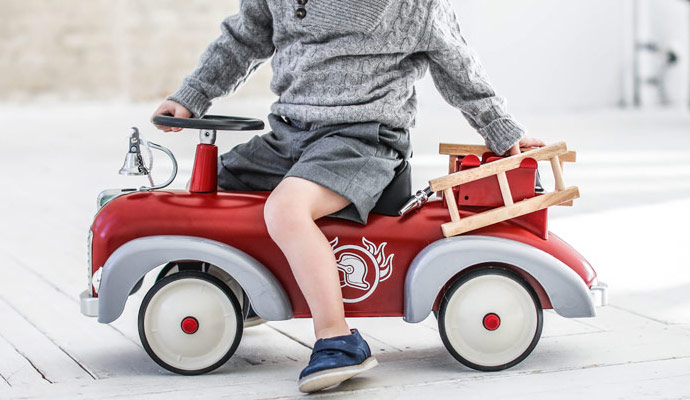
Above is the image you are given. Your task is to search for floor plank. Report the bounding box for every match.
[315,356,690,400]
[0,299,93,383]
[267,317,417,355]
[0,252,159,379]
[541,310,604,338]
[345,316,445,357]
[0,331,51,387]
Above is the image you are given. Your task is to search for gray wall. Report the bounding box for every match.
[0,0,272,102]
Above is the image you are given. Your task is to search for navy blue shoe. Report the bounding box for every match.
[298,329,378,393]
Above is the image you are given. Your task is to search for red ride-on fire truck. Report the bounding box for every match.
[80,114,607,375]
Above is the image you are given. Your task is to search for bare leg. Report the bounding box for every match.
[264,176,352,339]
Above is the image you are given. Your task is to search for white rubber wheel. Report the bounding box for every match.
[157,262,244,305]
[438,267,543,371]
[139,271,243,375]
[156,262,264,329]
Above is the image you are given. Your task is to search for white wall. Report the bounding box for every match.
[639,0,689,106]
[416,0,689,113]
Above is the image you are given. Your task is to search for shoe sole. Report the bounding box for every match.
[298,357,378,393]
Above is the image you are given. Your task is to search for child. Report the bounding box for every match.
[153,0,543,393]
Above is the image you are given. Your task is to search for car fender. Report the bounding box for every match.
[404,235,595,323]
[97,235,292,323]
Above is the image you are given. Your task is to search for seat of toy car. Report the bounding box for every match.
[370,161,411,216]
[148,114,413,216]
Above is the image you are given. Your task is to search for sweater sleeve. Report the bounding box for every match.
[423,0,525,155]
[167,0,275,117]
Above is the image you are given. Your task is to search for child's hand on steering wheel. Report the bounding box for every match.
[152,100,192,132]
[508,136,546,156]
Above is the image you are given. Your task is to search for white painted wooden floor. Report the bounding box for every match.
[1,102,689,399]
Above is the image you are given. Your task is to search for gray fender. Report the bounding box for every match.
[98,236,292,323]
[404,235,595,323]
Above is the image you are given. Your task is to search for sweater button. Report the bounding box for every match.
[296,0,308,5]
[295,7,307,19]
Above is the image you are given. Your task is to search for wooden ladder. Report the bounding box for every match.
[430,142,579,238]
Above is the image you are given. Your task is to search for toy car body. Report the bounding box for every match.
[80,116,607,374]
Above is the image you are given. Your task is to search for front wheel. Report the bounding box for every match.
[438,267,543,371]
[138,271,243,375]
[156,261,266,328]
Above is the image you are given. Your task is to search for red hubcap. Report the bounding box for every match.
[181,316,199,334]
[483,313,501,331]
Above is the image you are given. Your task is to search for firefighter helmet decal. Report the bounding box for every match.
[330,237,394,303]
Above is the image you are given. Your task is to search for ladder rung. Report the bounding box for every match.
[443,188,461,222]
[496,171,513,206]
[430,142,568,192]
[441,187,580,237]
[550,157,566,192]
[439,143,577,163]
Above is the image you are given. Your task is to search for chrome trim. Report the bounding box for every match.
[86,230,93,293]
[136,141,178,192]
[80,290,99,317]
[399,186,434,216]
[590,282,608,307]
[200,129,217,145]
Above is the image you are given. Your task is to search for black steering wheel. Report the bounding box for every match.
[152,114,265,131]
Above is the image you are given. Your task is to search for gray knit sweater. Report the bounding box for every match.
[169,0,526,155]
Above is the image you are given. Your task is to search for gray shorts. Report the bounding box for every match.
[217,114,412,224]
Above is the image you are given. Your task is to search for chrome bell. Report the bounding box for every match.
[119,128,149,176]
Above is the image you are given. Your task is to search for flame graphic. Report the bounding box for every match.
[361,237,394,282]
[329,237,394,282]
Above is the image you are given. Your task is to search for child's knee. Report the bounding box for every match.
[263,194,311,241]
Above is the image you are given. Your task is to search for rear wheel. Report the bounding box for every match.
[138,271,243,375]
[438,267,543,371]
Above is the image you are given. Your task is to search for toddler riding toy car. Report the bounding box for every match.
[80,115,607,375]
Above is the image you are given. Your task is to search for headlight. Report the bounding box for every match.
[97,189,135,210]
